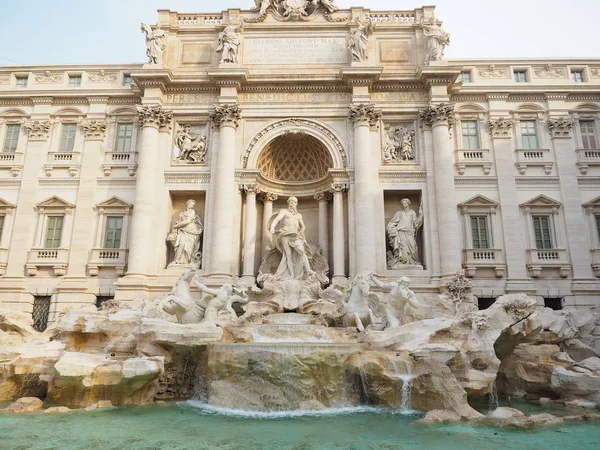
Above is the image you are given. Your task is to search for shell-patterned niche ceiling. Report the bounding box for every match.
[257,132,333,183]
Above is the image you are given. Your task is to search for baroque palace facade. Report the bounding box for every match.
[0,3,599,334]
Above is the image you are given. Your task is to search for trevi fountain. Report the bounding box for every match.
[1,1,600,448]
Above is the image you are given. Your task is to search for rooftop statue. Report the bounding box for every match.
[348,16,374,63]
[216,20,244,64]
[251,0,338,21]
[421,17,450,65]
[140,23,166,65]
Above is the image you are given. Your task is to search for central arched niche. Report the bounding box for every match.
[257,132,333,185]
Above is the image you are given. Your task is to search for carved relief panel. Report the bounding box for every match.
[381,122,417,164]
[171,123,209,165]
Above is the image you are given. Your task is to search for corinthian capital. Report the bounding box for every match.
[23,120,52,141]
[419,103,455,128]
[137,105,173,130]
[80,120,107,140]
[349,104,381,128]
[548,117,575,139]
[210,104,242,128]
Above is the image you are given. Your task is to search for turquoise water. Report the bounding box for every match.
[1,402,600,450]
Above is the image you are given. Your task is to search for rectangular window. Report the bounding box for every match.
[458,71,471,83]
[123,75,132,87]
[114,123,133,152]
[470,215,490,249]
[461,120,480,150]
[68,75,82,87]
[3,124,20,153]
[44,216,64,249]
[16,76,28,88]
[544,298,563,311]
[532,215,553,249]
[595,214,600,243]
[32,296,52,332]
[580,120,598,149]
[0,215,4,243]
[104,216,123,249]
[514,70,528,83]
[520,120,539,149]
[59,123,77,152]
[572,71,584,82]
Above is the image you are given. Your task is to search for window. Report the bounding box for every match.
[3,124,20,153]
[532,215,553,249]
[0,215,4,242]
[68,75,82,87]
[470,215,490,249]
[514,70,528,83]
[96,295,114,309]
[114,123,133,152]
[595,214,600,242]
[59,123,77,152]
[123,75,133,87]
[544,298,563,311]
[32,296,52,332]
[104,216,123,248]
[44,216,64,248]
[461,120,480,150]
[458,71,471,83]
[572,71,584,83]
[520,120,539,149]
[16,76,28,88]
[477,297,496,310]
[580,120,597,149]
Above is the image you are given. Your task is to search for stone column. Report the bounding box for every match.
[127,106,172,277]
[260,192,277,260]
[349,104,380,273]
[241,184,259,283]
[331,183,346,282]
[314,192,330,260]
[419,103,461,277]
[208,104,241,280]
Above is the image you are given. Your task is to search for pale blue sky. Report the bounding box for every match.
[0,0,597,66]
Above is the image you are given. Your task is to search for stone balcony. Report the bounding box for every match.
[0,248,7,276]
[88,248,128,276]
[575,148,600,175]
[525,248,570,278]
[26,248,69,276]
[102,151,138,176]
[0,152,23,176]
[514,148,553,175]
[455,149,492,175]
[590,248,600,277]
[44,151,81,177]
[462,248,506,278]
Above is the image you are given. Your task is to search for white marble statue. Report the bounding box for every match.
[216,21,244,64]
[168,200,203,265]
[254,0,277,16]
[140,23,166,65]
[174,125,207,163]
[382,125,416,163]
[421,17,450,65]
[371,274,422,327]
[348,17,373,63]
[314,0,337,13]
[336,272,385,332]
[192,277,249,324]
[269,197,315,280]
[387,198,423,268]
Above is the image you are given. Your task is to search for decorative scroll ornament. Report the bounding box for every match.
[488,117,515,139]
[80,120,107,140]
[210,104,242,128]
[349,104,381,128]
[34,71,63,84]
[137,105,173,130]
[173,124,208,164]
[419,103,455,128]
[478,65,509,79]
[88,70,118,83]
[23,120,52,141]
[382,124,416,163]
[548,117,575,139]
[248,0,339,22]
[533,64,566,79]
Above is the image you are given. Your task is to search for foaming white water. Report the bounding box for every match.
[399,374,415,412]
[183,401,420,419]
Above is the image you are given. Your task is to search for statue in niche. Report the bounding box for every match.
[386,198,423,268]
[173,125,207,164]
[421,17,450,65]
[167,200,203,265]
[348,16,374,63]
[382,125,416,163]
[140,23,166,65]
[371,274,422,327]
[216,20,244,64]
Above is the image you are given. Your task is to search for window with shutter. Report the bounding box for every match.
[532,215,553,249]
[470,215,490,249]
[580,121,597,149]
[461,121,480,150]
[3,124,20,153]
[44,216,64,249]
[104,216,123,249]
[59,123,77,152]
[520,121,539,149]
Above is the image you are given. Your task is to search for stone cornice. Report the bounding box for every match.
[348,103,381,127]
[340,67,383,87]
[419,103,455,128]
[210,104,242,128]
[206,68,249,89]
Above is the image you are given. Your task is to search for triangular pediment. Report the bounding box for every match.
[520,194,561,208]
[0,198,16,210]
[35,196,75,209]
[95,196,133,210]
[583,196,600,208]
[458,195,498,208]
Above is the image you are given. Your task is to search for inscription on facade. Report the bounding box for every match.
[244,37,348,65]
[239,92,351,103]
[164,94,219,104]
[370,92,429,103]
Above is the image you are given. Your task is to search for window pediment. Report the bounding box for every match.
[458,195,498,214]
[520,194,561,213]
[583,196,600,213]
[0,198,16,214]
[95,196,133,214]
[35,196,75,213]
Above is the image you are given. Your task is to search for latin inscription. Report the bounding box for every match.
[370,92,429,103]
[164,94,219,104]
[244,37,348,65]
[239,92,351,103]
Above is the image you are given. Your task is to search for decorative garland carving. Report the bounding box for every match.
[533,65,566,79]
[478,65,509,79]
[547,117,574,139]
[349,104,381,128]
[34,71,63,84]
[210,104,241,128]
[419,103,455,128]
[80,120,107,140]
[248,0,341,22]
[488,117,515,139]
[88,70,118,83]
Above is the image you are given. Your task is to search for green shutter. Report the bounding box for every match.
[595,215,600,243]
[470,215,490,249]
[533,216,552,249]
[3,124,20,153]
[115,123,133,152]
[0,215,4,242]
[104,216,123,249]
[45,216,64,249]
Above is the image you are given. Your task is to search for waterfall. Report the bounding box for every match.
[399,374,414,412]
[489,380,499,410]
